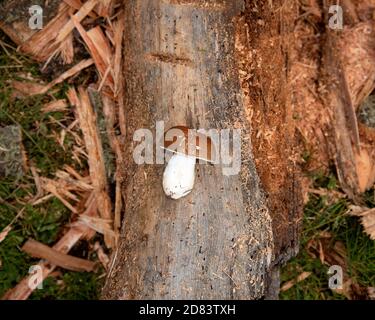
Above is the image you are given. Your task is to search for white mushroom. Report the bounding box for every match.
[161,126,214,200]
[163,152,196,199]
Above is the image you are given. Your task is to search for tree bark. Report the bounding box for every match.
[102,0,300,299]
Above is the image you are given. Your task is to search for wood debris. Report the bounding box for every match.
[63,0,97,18]
[22,238,96,272]
[71,17,114,91]
[40,176,84,214]
[291,1,375,199]
[95,0,114,17]
[2,227,89,300]
[304,228,371,299]
[56,0,99,44]
[42,99,69,113]
[348,206,375,240]
[20,3,72,62]
[59,32,75,64]
[75,215,115,238]
[280,272,312,292]
[1,0,125,276]
[93,241,110,271]
[43,58,95,95]
[69,87,114,247]
[12,59,94,96]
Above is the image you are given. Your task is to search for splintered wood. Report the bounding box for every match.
[22,238,96,272]
[321,19,375,198]
[68,87,114,247]
[56,0,99,44]
[291,1,375,198]
[20,3,72,62]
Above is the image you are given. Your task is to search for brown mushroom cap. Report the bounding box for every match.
[162,126,215,163]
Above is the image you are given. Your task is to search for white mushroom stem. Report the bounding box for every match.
[162,153,196,200]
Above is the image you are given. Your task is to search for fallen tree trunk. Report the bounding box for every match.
[2,0,374,301]
[102,0,301,299]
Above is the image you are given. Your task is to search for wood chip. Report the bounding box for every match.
[113,12,125,97]
[20,3,71,62]
[42,99,68,113]
[56,0,99,44]
[87,26,112,66]
[13,59,94,96]
[59,32,75,64]
[71,17,114,90]
[280,272,312,292]
[95,0,114,17]
[70,87,114,247]
[43,58,95,94]
[55,170,93,192]
[11,81,46,96]
[63,0,97,18]
[355,147,375,192]
[76,215,115,238]
[93,241,110,271]
[22,238,96,272]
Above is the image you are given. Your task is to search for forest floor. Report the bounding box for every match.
[280,172,374,300]
[0,25,374,299]
[0,32,104,299]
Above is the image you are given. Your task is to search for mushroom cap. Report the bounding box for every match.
[162,126,215,163]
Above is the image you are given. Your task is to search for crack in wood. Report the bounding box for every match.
[147,52,194,67]
[164,0,228,10]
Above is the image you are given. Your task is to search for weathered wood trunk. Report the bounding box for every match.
[102,0,301,299]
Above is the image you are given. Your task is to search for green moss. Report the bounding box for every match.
[29,271,104,300]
